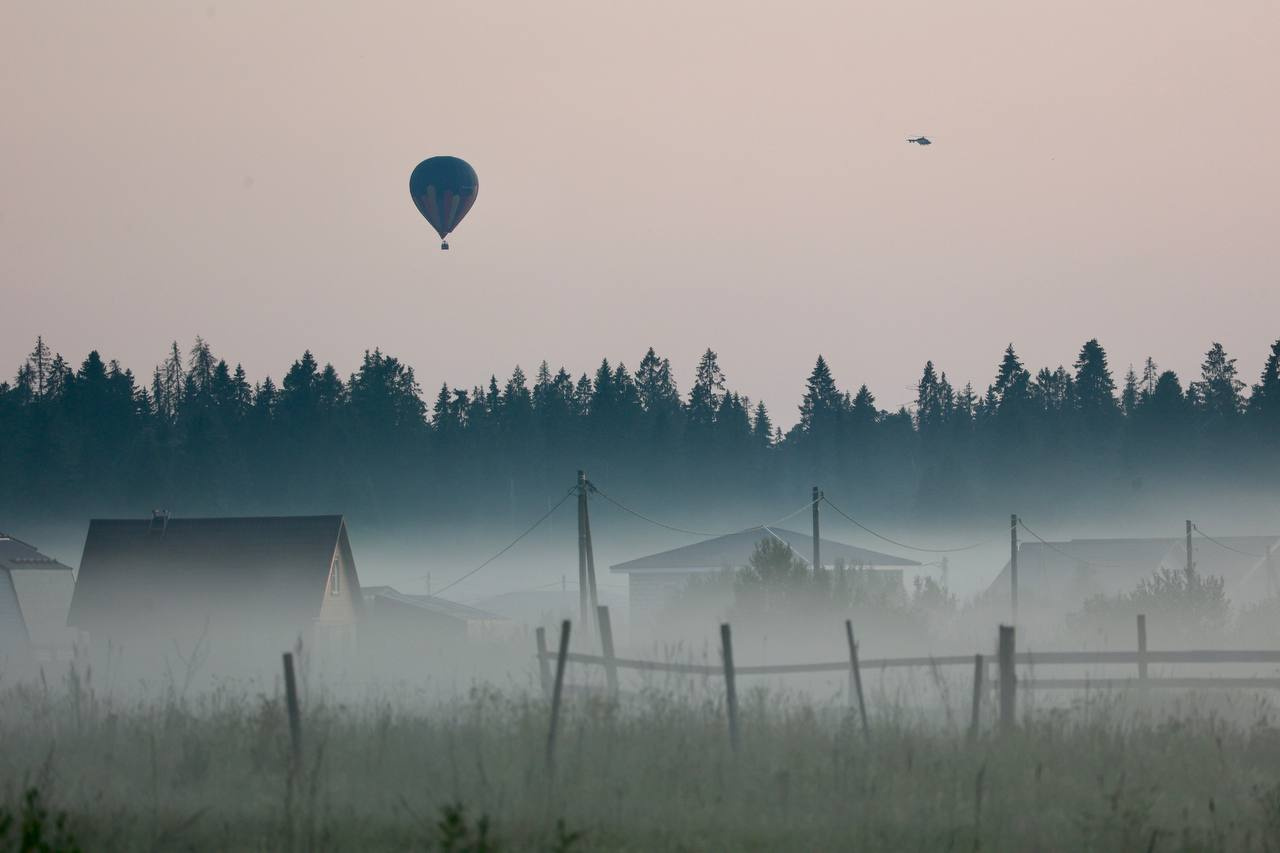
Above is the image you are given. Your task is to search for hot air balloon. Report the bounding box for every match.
[409,156,479,250]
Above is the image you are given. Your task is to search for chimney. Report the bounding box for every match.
[149,509,169,534]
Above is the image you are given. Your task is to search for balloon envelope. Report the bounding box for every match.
[409,156,479,242]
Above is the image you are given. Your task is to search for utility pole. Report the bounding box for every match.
[1185,519,1194,578]
[577,470,589,635]
[583,488,600,642]
[812,486,822,570]
[1010,514,1019,625]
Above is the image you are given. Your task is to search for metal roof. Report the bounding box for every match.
[610,527,919,573]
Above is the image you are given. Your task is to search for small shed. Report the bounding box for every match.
[68,513,362,670]
[0,533,78,670]
[611,527,920,626]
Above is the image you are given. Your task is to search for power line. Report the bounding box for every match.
[586,484,729,537]
[431,486,578,596]
[821,496,999,553]
[1192,524,1265,559]
[586,482,817,539]
[1014,518,1127,568]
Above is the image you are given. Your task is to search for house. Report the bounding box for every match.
[0,532,78,671]
[68,513,362,671]
[611,527,920,626]
[986,534,1280,612]
[361,586,510,652]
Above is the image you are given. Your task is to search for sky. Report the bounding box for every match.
[2,1,1278,424]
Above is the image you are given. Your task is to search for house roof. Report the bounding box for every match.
[68,514,360,633]
[0,534,76,574]
[0,533,76,657]
[610,527,919,573]
[0,567,32,665]
[362,586,505,622]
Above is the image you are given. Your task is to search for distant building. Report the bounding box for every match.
[0,532,78,670]
[361,586,510,654]
[986,534,1280,612]
[68,513,362,671]
[611,527,920,626]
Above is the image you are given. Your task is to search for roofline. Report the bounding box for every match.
[87,513,345,524]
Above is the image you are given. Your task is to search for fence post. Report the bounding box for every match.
[1136,613,1148,682]
[969,653,984,740]
[535,626,552,698]
[721,623,740,752]
[844,619,869,743]
[597,605,619,700]
[282,652,302,771]
[998,625,1016,733]
[546,620,571,771]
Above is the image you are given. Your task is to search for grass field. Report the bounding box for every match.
[5,658,1280,852]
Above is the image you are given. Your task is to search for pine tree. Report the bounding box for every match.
[635,347,679,414]
[799,355,843,437]
[1192,342,1244,421]
[1121,365,1139,416]
[915,361,943,434]
[26,336,51,398]
[1072,338,1117,418]
[688,349,725,428]
[1247,338,1280,426]
[752,401,773,448]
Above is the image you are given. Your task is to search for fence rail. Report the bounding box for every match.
[535,613,1280,749]
[539,648,1280,680]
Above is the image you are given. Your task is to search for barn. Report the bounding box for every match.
[68,513,362,673]
[611,527,920,627]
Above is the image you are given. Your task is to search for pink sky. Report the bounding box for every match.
[2,1,1277,422]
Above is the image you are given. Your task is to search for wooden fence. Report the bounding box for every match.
[533,611,1280,757]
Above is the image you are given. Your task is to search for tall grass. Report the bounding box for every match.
[4,660,1280,850]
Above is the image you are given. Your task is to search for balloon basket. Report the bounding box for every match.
[440,241,449,250]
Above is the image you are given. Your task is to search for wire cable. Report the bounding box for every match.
[1015,518,1128,568]
[586,482,817,539]
[431,486,578,596]
[1192,524,1265,559]
[821,496,1000,553]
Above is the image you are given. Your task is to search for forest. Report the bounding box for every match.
[1,335,1278,524]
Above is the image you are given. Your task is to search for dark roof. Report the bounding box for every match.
[0,534,75,574]
[68,515,359,633]
[363,586,505,621]
[610,527,919,573]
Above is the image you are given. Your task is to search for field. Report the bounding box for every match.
[5,656,1280,852]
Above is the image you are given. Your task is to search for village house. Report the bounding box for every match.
[0,532,78,673]
[986,533,1280,613]
[611,527,920,627]
[68,513,362,673]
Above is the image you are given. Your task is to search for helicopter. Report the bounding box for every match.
[907,136,933,146]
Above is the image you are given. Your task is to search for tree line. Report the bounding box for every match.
[1,335,1277,525]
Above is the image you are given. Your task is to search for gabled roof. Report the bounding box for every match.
[1,533,76,659]
[362,586,505,622]
[68,515,359,633]
[0,534,75,574]
[0,568,32,665]
[610,527,919,573]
